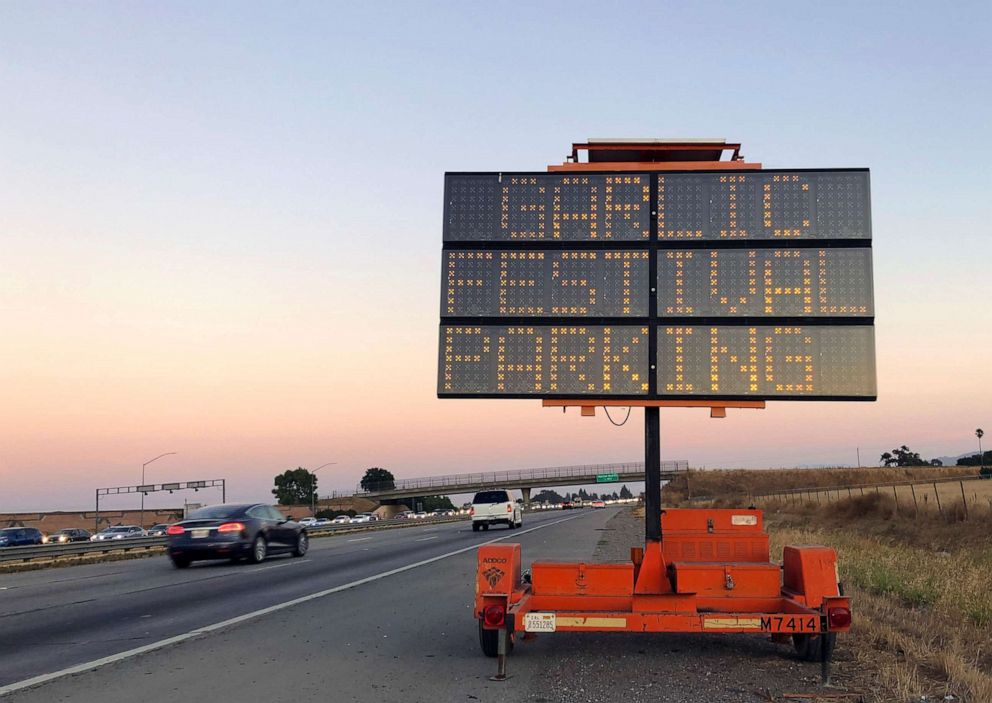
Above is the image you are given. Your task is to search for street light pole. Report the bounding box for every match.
[141,452,177,529]
[309,462,338,517]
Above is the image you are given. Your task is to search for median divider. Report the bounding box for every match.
[0,515,471,573]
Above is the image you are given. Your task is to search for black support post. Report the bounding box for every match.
[644,406,661,542]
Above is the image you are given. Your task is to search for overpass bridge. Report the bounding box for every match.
[354,460,688,505]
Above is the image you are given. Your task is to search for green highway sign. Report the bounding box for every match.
[596,473,620,483]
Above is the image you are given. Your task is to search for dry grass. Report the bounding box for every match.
[664,465,981,504]
[761,494,992,702]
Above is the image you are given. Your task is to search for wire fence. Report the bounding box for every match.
[752,474,992,519]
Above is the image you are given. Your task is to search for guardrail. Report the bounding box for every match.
[357,460,688,494]
[0,515,471,565]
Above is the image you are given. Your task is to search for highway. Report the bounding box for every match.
[1,508,835,702]
[0,510,591,697]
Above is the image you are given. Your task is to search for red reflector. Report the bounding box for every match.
[217,522,245,533]
[482,604,505,627]
[828,606,852,629]
[166,525,184,535]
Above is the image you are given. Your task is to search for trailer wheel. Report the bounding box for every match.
[793,632,836,662]
[472,523,480,532]
[478,621,513,658]
[482,524,489,531]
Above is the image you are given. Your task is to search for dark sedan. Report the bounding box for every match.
[166,503,308,568]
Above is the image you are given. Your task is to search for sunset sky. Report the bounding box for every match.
[1,2,990,512]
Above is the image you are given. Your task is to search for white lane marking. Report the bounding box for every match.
[0,513,584,696]
[414,536,438,542]
[346,537,373,543]
[245,561,306,574]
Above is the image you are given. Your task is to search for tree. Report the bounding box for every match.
[415,495,455,511]
[272,467,316,506]
[360,467,395,492]
[619,485,633,499]
[880,445,927,467]
[533,489,564,504]
[929,459,943,466]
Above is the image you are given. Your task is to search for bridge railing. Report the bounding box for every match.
[356,460,688,494]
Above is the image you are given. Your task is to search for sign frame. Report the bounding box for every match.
[439,168,875,402]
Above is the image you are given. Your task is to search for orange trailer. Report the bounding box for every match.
[468,141,855,684]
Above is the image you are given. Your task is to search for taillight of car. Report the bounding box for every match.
[217,522,245,533]
[506,504,512,513]
[166,525,185,535]
[469,507,475,516]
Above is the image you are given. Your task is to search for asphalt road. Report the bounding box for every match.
[0,509,584,696]
[1,508,842,702]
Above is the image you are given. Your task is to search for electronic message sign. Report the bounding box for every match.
[439,169,875,400]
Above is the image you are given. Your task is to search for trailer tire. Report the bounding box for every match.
[478,621,513,658]
[793,632,836,662]
[482,524,489,531]
[472,522,480,532]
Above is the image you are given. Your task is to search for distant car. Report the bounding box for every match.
[146,524,170,537]
[47,528,92,544]
[395,511,413,519]
[561,500,574,510]
[349,514,373,524]
[412,511,429,519]
[91,526,146,541]
[313,518,332,527]
[331,515,351,524]
[166,503,308,568]
[0,527,45,547]
[591,500,606,509]
[298,517,318,527]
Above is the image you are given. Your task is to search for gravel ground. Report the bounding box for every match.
[528,508,859,703]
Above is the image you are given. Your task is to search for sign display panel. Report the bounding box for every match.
[444,174,651,241]
[658,248,873,317]
[440,325,649,395]
[444,250,649,317]
[657,325,876,397]
[445,171,870,242]
[439,167,875,400]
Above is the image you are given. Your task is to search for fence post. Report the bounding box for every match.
[892,484,898,510]
[910,483,918,514]
[860,486,865,496]
[933,482,942,516]
[848,487,853,498]
[959,481,969,520]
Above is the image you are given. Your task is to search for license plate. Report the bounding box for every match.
[523,613,556,632]
[191,529,210,539]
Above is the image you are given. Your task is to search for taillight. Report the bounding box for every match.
[506,504,513,513]
[469,507,475,516]
[482,604,505,627]
[827,606,852,629]
[218,522,245,533]
[166,525,184,535]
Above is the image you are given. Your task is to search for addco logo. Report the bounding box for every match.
[483,557,507,564]
[483,566,505,588]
